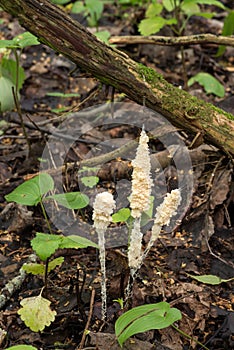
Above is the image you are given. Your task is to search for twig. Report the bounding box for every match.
[109,34,234,47]
[205,236,234,268]
[77,288,95,350]
[0,254,37,309]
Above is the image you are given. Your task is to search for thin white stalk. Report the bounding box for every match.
[92,192,115,320]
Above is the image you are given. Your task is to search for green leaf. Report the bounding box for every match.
[18,294,56,332]
[112,208,131,223]
[47,192,89,209]
[81,176,99,188]
[145,3,163,18]
[48,257,64,271]
[139,17,167,36]
[0,40,15,49]
[71,1,86,14]
[95,31,111,45]
[217,11,234,57]
[51,0,71,4]
[22,263,45,275]
[5,346,37,350]
[14,32,40,49]
[31,233,62,261]
[182,0,226,10]
[5,173,54,206]
[46,92,80,98]
[188,274,234,285]
[192,11,215,18]
[23,257,64,275]
[0,32,39,49]
[59,235,99,249]
[0,76,16,113]
[115,302,182,347]
[188,72,225,97]
[181,3,201,15]
[84,0,104,26]
[163,0,180,12]
[2,57,25,90]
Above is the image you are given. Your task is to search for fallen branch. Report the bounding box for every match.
[0,254,37,309]
[0,0,233,156]
[109,33,234,46]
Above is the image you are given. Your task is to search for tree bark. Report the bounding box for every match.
[0,0,234,156]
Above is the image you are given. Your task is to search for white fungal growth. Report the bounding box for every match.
[92,191,116,320]
[128,218,142,270]
[93,192,116,233]
[127,128,152,282]
[144,189,182,257]
[130,129,152,219]
[153,189,182,228]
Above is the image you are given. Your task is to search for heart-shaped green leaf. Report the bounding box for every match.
[5,173,54,206]
[31,233,62,261]
[81,176,99,188]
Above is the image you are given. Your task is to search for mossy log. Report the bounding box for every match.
[0,0,234,156]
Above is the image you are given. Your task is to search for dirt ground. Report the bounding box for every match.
[0,2,233,349]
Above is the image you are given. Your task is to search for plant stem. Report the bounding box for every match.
[180,45,188,90]
[172,324,210,350]
[44,258,49,296]
[40,200,53,235]
[39,200,52,294]
[12,48,31,153]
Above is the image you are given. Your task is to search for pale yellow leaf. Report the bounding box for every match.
[18,294,56,332]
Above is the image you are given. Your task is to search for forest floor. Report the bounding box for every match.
[0,1,233,350]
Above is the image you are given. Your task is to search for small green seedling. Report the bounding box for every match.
[79,166,101,188]
[18,233,98,332]
[23,232,98,275]
[71,0,104,28]
[5,173,98,332]
[113,297,124,309]
[5,172,89,211]
[51,0,105,28]
[5,173,91,281]
[115,301,182,347]
[19,233,97,332]
[0,32,39,113]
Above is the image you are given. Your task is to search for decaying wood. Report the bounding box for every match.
[0,0,234,156]
[109,34,234,46]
